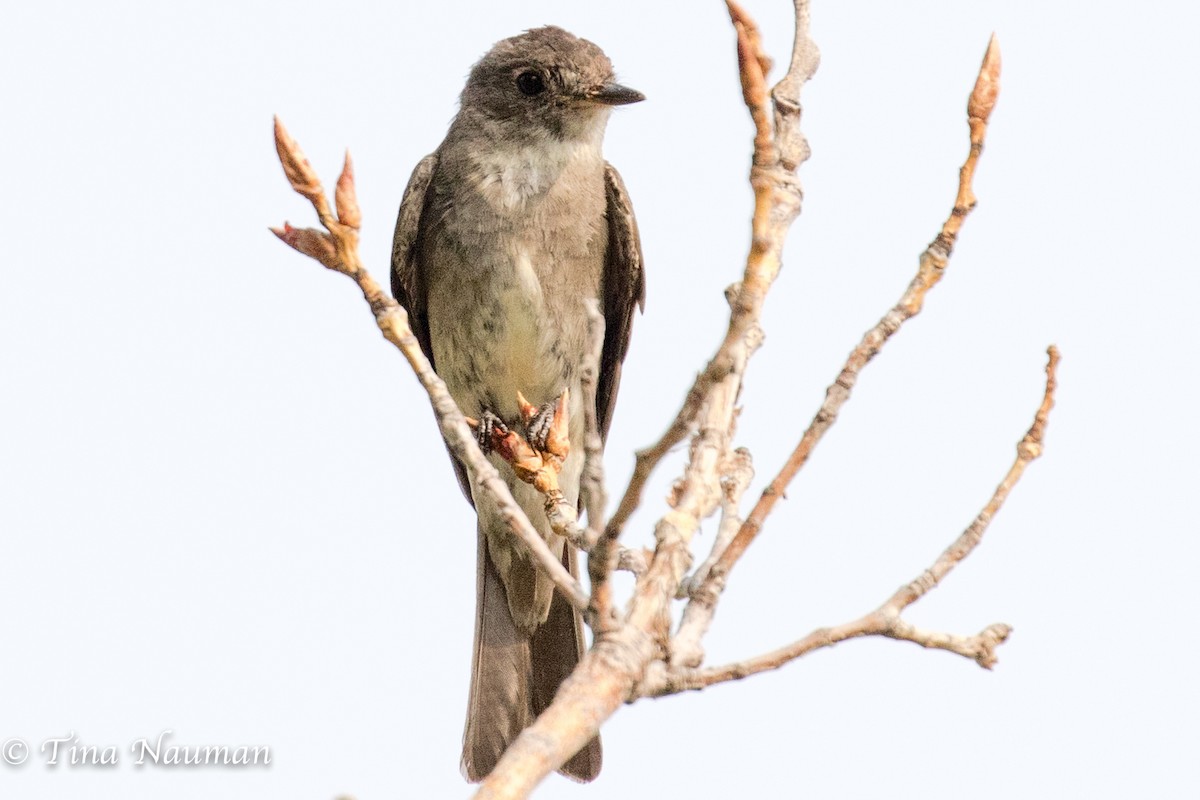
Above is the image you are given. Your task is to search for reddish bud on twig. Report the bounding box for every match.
[335,150,361,229]
[726,0,773,77]
[968,34,1001,122]
[273,116,324,202]
[270,222,338,270]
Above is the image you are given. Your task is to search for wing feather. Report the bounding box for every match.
[391,153,439,366]
[391,153,474,502]
[597,163,645,441]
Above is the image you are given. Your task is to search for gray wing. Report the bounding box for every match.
[391,153,475,503]
[391,153,439,367]
[597,162,645,441]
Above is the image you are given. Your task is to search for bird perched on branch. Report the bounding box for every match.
[390,26,644,782]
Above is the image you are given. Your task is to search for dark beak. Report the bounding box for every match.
[586,82,645,106]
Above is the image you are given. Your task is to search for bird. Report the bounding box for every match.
[390,26,644,783]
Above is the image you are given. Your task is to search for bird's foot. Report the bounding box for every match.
[517,388,570,461]
[466,392,570,496]
[526,401,556,452]
[473,409,509,456]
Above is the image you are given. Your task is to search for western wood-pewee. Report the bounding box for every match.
[390,26,644,782]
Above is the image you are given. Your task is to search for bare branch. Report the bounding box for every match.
[270,118,589,614]
[680,445,755,599]
[644,345,1058,695]
[474,4,820,795]
[616,546,650,577]
[772,0,819,170]
[603,0,819,545]
[578,302,624,632]
[578,301,609,549]
[729,0,775,166]
[671,445,754,669]
[271,14,1037,799]
[697,34,1004,603]
[474,625,656,800]
[882,344,1058,615]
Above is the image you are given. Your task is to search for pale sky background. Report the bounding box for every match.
[2,1,1197,798]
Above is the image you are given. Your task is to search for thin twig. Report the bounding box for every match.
[270,118,589,613]
[643,346,1059,695]
[623,0,810,679]
[603,0,818,545]
[473,5,819,796]
[578,301,609,549]
[695,34,1003,610]
[623,0,812,649]
[671,446,754,668]
[577,302,623,632]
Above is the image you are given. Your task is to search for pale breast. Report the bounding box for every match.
[424,137,608,427]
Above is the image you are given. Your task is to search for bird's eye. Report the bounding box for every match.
[516,71,546,96]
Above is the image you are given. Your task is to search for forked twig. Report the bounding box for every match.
[645,346,1058,695]
[671,36,1005,661]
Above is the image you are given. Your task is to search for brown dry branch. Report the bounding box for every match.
[643,346,1059,695]
[672,443,754,668]
[577,299,610,552]
[577,302,623,633]
[602,0,817,545]
[679,445,755,599]
[270,3,1047,797]
[616,546,650,576]
[472,3,819,796]
[670,34,1005,664]
[270,118,589,614]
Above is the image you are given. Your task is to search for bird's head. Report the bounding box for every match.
[460,26,643,143]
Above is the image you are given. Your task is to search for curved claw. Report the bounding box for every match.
[522,388,571,461]
[543,388,571,460]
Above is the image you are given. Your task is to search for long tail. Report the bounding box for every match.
[461,532,602,782]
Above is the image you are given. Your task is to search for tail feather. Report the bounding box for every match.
[462,532,533,782]
[531,544,602,782]
[462,532,602,783]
